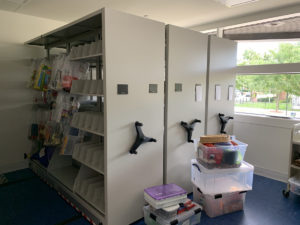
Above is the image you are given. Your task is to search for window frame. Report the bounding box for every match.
[234,63,300,119]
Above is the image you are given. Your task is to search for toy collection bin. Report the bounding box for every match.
[288,177,300,195]
[191,159,253,195]
[192,184,246,218]
[144,204,202,225]
[196,139,248,169]
[144,184,187,209]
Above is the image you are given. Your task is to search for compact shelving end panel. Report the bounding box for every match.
[164,25,208,192]
[205,36,237,135]
[26,8,165,225]
[103,8,165,225]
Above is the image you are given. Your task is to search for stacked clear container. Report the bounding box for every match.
[192,136,254,218]
[143,184,203,225]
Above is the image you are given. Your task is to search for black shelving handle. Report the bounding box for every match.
[129,121,157,154]
[218,113,234,134]
[180,119,201,143]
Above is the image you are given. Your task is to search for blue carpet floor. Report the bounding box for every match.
[0,169,299,225]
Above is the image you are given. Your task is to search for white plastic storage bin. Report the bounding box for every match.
[144,203,202,225]
[144,184,187,209]
[192,184,246,218]
[288,177,300,195]
[196,138,248,169]
[191,159,253,195]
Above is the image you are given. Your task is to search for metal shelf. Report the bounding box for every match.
[48,166,79,191]
[71,125,104,136]
[71,92,104,97]
[70,53,102,62]
[73,157,104,175]
[291,164,300,170]
[293,140,300,145]
[76,192,105,215]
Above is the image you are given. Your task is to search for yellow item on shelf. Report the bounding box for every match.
[33,64,51,91]
[200,134,230,144]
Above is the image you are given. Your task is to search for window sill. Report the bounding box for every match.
[234,112,300,129]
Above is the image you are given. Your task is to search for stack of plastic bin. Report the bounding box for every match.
[192,136,254,218]
[143,184,203,225]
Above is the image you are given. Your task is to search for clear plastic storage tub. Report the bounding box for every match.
[144,184,187,209]
[289,177,300,195]
[192,184,246,218]
[144,202,202,225]
[191,159,253,195]
[195,138,248,169]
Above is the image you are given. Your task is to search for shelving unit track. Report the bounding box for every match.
[29,160,104,225]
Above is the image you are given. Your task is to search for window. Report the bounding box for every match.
[235,40,300,119]
[237,41,300,65]
[235,74,300,118]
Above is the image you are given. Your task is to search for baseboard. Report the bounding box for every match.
[0,161,28,173]
[254,165,288,183]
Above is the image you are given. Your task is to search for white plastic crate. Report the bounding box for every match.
[192,184,246,218]
[144,202,202,225]
[144,192,187,210]
[195,138,248,169]
[191,159,253,195]
[289,177,300,195]
[144,184,187,209]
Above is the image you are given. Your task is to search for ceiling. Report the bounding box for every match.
[0,0,300,28]
[223,16,300,40]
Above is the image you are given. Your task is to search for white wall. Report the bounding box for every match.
[0,10,65,44]
[0,10,64,173]
[234,114,300,182]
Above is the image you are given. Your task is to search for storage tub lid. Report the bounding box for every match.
[288,176,300,186]
[144,184,187,201]
[199,139,248,148]
[162,204,180,212]
[191,159,254,173]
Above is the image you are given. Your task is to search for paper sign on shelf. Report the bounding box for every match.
[195,84,202,102]
[228,85,234,101]
[215,85,221,101]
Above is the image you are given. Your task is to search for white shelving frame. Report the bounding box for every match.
[283,123,300,197]
[26,8,165,225]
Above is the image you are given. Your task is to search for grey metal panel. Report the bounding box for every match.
[206,36,237,135]
[165,25,207,193]
[103,8,165,225]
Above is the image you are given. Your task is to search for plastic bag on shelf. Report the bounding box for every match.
[60,127,83,155]
[51,92,80,123]
[33,59,52,91]
[44,121,63,146]
[28,58,42,89]
[61,55,89,91]
[49,54,66,90]
[30,146,56,168]
[35,108,52,124]
[71,59,90,80]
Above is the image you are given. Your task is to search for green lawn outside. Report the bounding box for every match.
[235,102,300,111]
